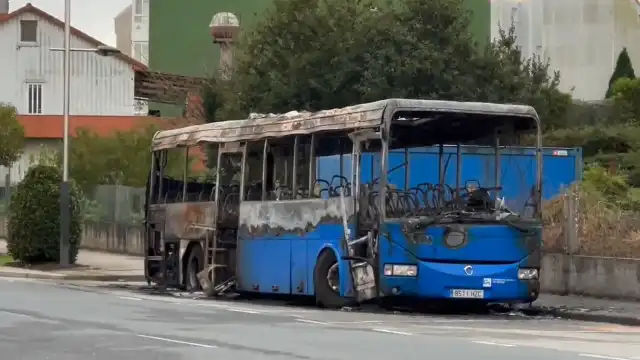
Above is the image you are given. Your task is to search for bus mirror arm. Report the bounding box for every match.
[341,256,377,269]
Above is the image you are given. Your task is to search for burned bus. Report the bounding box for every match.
[145,99,542,306]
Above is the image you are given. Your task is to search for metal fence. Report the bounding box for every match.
[80,185,146,226]
[542,185,640,259]
[0,184,146,227]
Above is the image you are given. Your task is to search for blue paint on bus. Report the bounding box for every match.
[236,222,347,296]
[226,145,581,302]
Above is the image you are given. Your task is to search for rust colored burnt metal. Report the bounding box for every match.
[134,70,208,105]
[163,202,217,241]
[237,197,355,238]
[151,99,540,151]
[152,100,387,150]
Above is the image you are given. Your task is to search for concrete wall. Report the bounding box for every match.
[0,216,144,256]
[540,253,640,300]
[80,222,144,256]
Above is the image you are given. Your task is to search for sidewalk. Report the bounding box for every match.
[533,294,640,326]
[0,239,145,282]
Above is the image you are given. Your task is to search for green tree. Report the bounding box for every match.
[68,125,195,191]
[7,165,81,264]
[605,47,636,99]
[221,0,569,130]
[0,103,25,168]
[610,77,640,122]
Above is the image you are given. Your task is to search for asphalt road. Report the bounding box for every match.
[0,278,639,360]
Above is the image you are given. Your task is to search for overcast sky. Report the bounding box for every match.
[10,0,130,46]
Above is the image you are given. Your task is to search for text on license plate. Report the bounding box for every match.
[450,289,484,299]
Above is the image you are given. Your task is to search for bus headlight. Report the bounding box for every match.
[384,264,418,277]
[517,268,539,280]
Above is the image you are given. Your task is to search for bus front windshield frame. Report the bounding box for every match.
[378,110,542,223]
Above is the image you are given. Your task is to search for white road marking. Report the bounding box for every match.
[472,341,516,347]
[0,310,32,319]
[119,296,142,301]
[137,334,217,349]
[372,328,413,336]
[580,354,631,360]
[331,320,385,324]
[225,307,261,314]
[295,318,330,325]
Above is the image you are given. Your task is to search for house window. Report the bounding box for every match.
[133,42,149,63]
[19,20,38,43]
[134,0,149,16]
[27,83,42,114]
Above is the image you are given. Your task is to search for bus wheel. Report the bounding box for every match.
[314,250,351,308]
[184,244,204,292]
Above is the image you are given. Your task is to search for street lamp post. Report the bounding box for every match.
[60,0,71,267]
[54,0,121,266]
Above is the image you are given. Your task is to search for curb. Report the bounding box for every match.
[0,271,145,282]
[545,309,640,327]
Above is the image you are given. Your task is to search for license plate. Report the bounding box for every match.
[450,289,484,299]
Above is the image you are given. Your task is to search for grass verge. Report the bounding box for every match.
[0,255,13,266]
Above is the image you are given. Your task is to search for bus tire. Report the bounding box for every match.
[184,244,204,292]
[314,250,351,308]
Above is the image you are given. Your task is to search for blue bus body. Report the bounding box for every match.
[232,146,582,303]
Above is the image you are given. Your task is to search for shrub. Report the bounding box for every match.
[7,165,81,264]
[542,164,640,257]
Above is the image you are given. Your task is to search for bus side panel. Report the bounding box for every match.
[237,199,353,296]
[236,237,291,294]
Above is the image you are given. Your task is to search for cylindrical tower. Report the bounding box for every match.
[210,12,240,80]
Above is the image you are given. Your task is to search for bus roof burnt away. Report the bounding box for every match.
[151,99,540,151]
[389,111,538,149]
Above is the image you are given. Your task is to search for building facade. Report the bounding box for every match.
[0,4,145,116]
[114,4,132,57]
[0,4,148,185]
[491,0,640,101]
[131,0,149,65]
[114,0,149,65]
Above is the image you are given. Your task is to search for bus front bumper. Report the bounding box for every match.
[380,261,539,303]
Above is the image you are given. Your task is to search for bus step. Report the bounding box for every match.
[197,264,229,296]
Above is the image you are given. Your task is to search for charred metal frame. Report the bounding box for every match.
[379,104,543,219]
[494,131,501,198]
[148,101,543,220]
[261,139,269,201]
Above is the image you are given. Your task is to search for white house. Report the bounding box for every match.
[0,2,150,186]
[491,0,640,101]
[0,2,146,116]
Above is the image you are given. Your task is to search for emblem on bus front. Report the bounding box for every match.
[464,265,473,276]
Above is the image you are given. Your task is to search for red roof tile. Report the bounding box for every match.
[0,3,147,71]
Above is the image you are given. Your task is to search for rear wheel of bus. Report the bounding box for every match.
[314,250,351,308]
[184,244,204,292]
